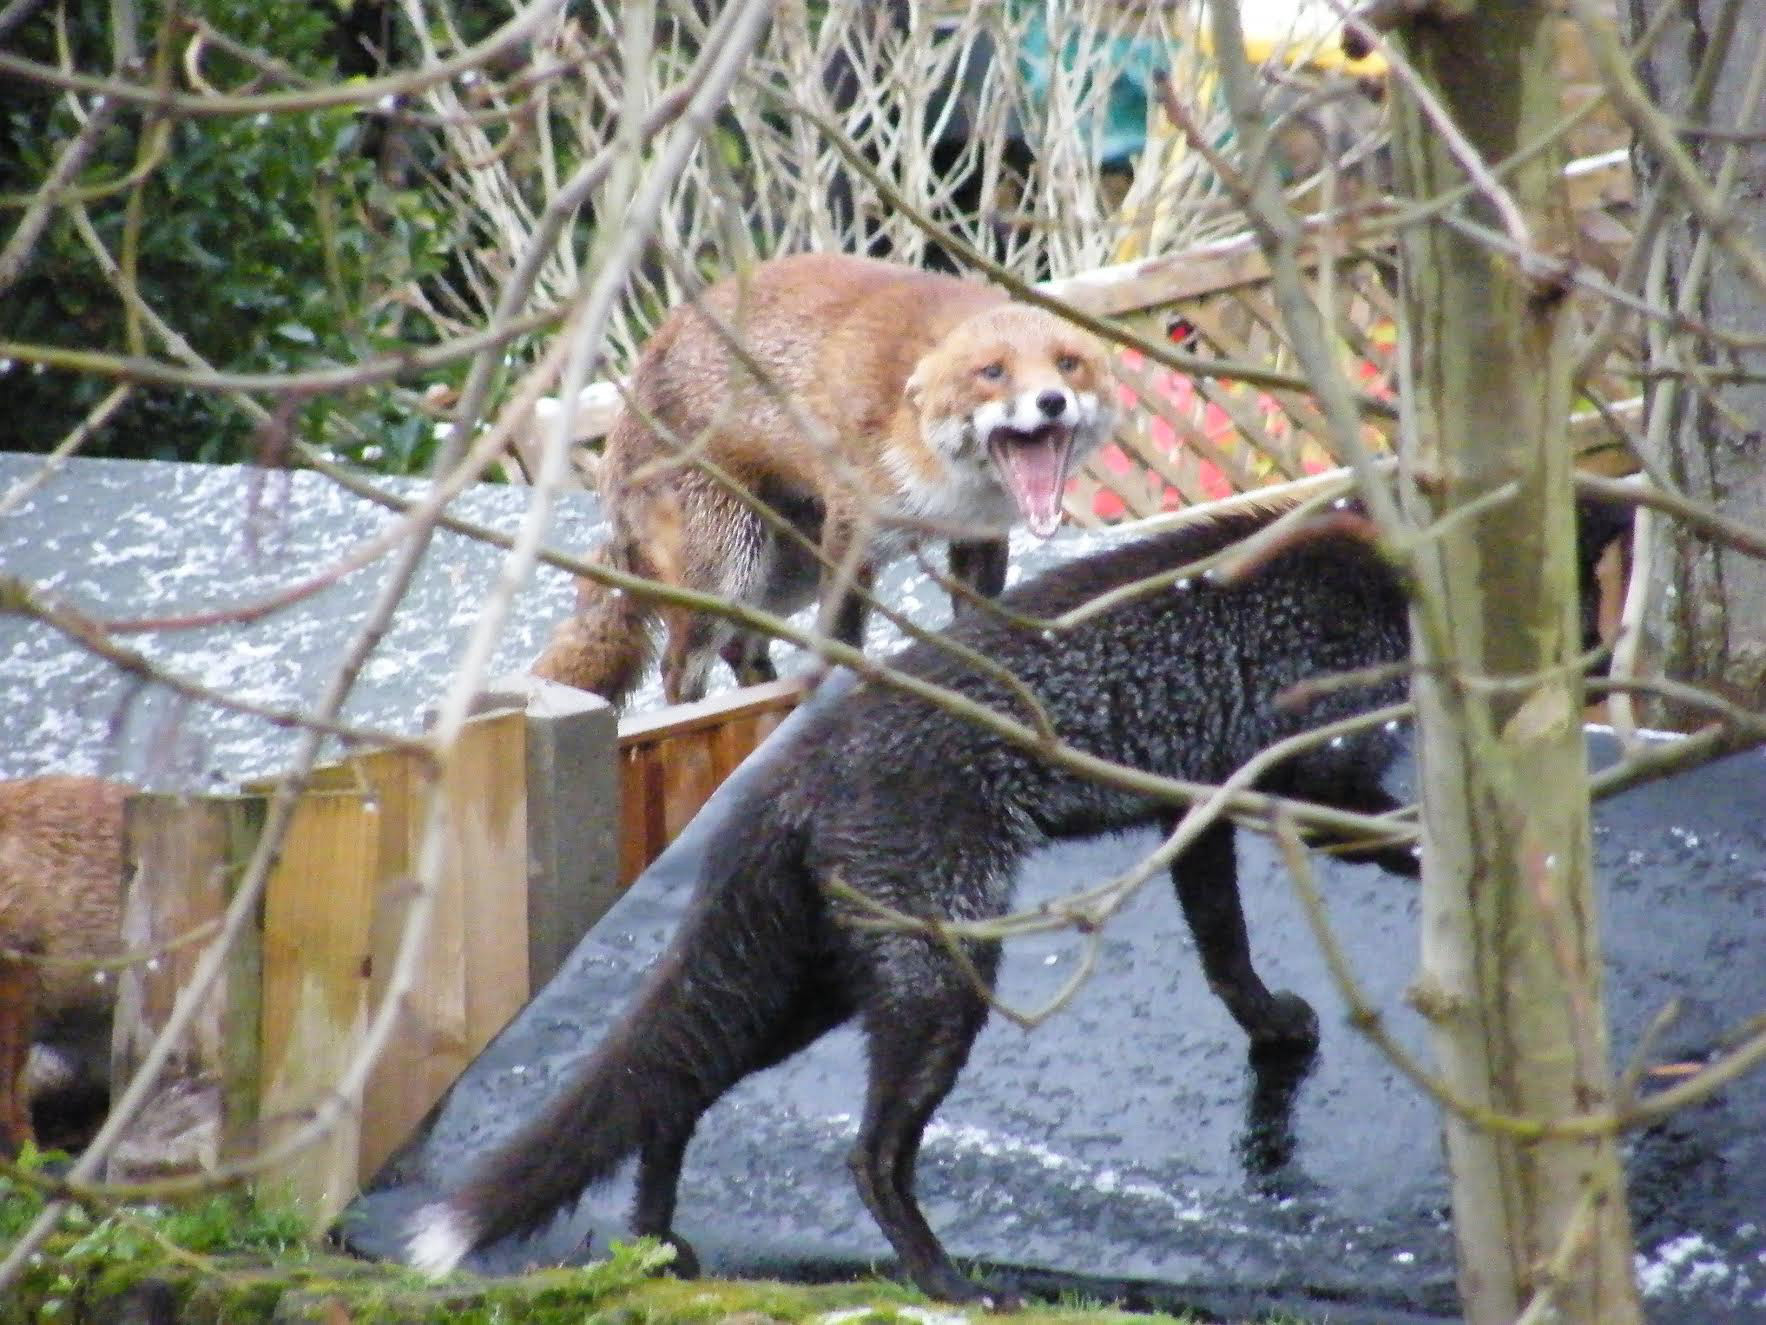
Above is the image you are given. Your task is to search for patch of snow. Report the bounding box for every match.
[1636,1232,1736,1299]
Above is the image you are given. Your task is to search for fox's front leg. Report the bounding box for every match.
[718,633,778,686]
[1171,820,1318,1049]
[946,537,1008,613]
[815,504,876,653]
[850,937,1019,1309]
[0,953,37,1155]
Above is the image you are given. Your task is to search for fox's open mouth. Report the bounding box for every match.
[987,423,1075,538]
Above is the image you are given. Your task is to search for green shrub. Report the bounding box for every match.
[0,1,456,470]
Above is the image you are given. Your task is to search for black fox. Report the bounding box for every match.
[408,496,1628,1304]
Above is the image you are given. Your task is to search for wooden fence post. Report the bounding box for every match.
[255,778,381,1223]
[480,674,620,992]
[108,794,265,1181]
[352,705,530,1191]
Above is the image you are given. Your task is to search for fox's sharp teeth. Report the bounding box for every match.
[987,424,1075,538]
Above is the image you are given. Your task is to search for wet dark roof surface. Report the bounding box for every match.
[346,690,1766,1324]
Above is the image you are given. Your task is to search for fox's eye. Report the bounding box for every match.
[1056,353,1081,373]
[977,361,1005,381]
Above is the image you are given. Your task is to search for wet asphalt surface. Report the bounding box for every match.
[345,694,1766,1324]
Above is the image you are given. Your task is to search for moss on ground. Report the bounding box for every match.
[2,1148,1294,1324]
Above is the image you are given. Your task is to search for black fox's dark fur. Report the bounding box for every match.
[410,497,1628,1304]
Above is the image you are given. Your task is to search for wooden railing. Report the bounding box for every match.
[616,676,809,886]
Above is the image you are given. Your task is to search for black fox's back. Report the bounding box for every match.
[822,510,1400,802]
[796,498,1621,873]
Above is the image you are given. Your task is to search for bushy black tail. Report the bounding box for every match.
[407,795,818,1272]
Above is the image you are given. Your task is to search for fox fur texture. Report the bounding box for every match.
[0,776,127,1155]
[415,496,1629,1304]
[531,252,1114,707]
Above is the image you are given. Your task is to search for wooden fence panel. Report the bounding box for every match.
[109,795,264,1181]
[257,789,379,1222]
[616,677,807,886]
[354,707,529,1183]
[247,706,531,1225]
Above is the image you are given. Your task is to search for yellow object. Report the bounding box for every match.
[1115,3,1386,263]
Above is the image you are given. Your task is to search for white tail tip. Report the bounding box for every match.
[406,1203,475,1275]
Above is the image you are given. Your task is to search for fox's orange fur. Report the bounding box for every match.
[0,776,127,1154]
[532,253,1114,707]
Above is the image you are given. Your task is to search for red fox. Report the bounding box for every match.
[0,776,127,1154]
[532,252,1115,706]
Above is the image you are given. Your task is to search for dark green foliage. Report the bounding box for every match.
[0,1,457,470]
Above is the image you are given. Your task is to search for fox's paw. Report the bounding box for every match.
[1248,991,1319,1050]
[660,1231,701,1279]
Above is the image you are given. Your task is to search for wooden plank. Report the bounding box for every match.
[450,711,529,1069]
[660,733,718,844]
[709,713,745,785]
[1043,234,1279,316]
[257,789,377,1226]
[354,709,532,1182]
[617,676,809,745]
[754,703,794,747]
[352,742,457,1191]
[618,746,653,889]
[613,678,811,885]
[108,795,265,1181]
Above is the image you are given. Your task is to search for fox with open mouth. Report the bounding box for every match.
[532,252,1114,706]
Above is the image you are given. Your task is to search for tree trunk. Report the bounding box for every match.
[1626,0,1766,722]
[1390,4,1642,1321]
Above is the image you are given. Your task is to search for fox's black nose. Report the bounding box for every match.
[1035,389,1069,419]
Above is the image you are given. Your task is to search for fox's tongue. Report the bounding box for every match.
[992,429,1071,538]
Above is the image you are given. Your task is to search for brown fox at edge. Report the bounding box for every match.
[531,252,1115,707]
[0,776,127,1155]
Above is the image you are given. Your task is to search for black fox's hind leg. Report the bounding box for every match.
[848,949,1015,1308]
[1172,821,1318,1048]
[633,1128,701,1277]
[630,989,851,1279]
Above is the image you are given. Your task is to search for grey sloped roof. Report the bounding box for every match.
[0,453,596,785]
[0,453,1123,786]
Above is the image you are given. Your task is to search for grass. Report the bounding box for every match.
[2,1146,1316,1324]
